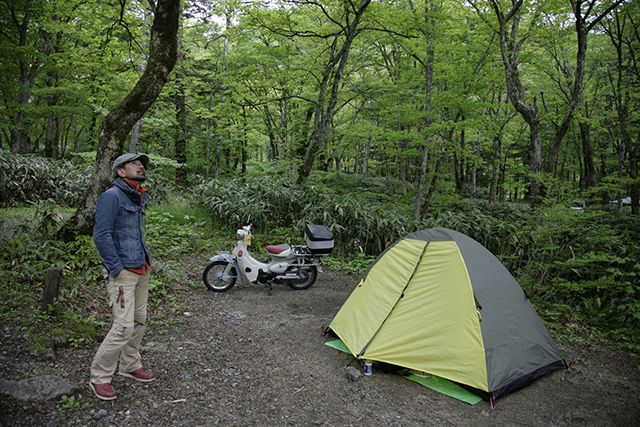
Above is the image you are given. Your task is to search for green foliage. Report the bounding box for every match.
[143,201,221,308]
[0,198,218,355]
[197,173,413,255]
[59,395,79,410]
[197,172,531,258]
[0,151,90,207]
[0,201,102,353]
[0,201,100,285]
[145,200,212,257]
[423,199,531,272]
[518,206,640,349]
[197,176,305,229]
[322,253,377,276]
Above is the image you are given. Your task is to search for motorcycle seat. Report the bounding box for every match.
[266,244,291,257]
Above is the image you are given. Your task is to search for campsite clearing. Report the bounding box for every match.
[1,265,639,425]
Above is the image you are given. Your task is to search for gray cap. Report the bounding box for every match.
[112,153,149,173]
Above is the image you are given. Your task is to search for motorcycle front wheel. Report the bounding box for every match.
[286,263,318,290]
[203,261,238,292]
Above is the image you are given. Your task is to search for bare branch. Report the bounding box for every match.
[586,0,625,32]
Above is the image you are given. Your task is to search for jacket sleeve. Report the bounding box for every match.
[93,190,124,278]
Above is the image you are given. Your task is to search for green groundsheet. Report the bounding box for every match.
[324,339,351,354]
[324,339,482,405]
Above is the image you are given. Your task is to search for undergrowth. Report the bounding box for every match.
[0,199,217,356]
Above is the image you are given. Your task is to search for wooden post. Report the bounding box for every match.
[41,267,63,310]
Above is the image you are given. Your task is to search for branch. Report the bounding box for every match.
[583,0,597,21]
[586,0,625,32]
[3,0,21,30]
[246,8,342,39]
[467,0,495,29]
[358,25,416,39]
[287,0,345,30]
[505,0,525,23]
[472,32,496,76]
[0,27,15,45]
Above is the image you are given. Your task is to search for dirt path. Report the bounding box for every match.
[1,267,640,426]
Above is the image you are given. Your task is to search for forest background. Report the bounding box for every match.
[1,0,639,371]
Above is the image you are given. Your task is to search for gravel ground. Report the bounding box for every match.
[1,264,640,426]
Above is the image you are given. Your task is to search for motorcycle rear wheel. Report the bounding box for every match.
[203,261,237,292]
[287,263,318,290]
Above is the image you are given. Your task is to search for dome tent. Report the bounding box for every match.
[328,228,566,402]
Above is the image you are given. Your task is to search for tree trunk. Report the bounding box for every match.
[174,36,188,185]
[241,106,248,174]
[279,86,289,156]
[43,30,62,159]
[630,139,639,215]
[264,107,278,160]
[498,146,507,202]
[362,130,370,178]
[9,5,39,154]
[579,121,596,189]
[41,267,63,311]
[423,138,445,212]
[205,89,217,178]
[546,5,587,174]
[68,0,180,236]
[413,0,435,220]
[455,127,465,195]
[211,11,231,177]
[472,130,480,197]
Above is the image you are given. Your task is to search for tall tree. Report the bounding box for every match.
[412,0,436,220]
[295,0,373,184]
[174,35,188,185]
[603,5,640,214]
[2,0,45,153]
[130,2,155,153]
[470,0,544,204]
[70,0,180,235]
[545,0,625,175]
[43,28,61,158]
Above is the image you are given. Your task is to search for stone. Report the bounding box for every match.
[93,409,108,420]
[345,366,361,382]
[0,375,77,401]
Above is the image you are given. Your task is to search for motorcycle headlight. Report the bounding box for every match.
[237,230,244,240]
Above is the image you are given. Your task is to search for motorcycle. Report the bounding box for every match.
[202,224,334,292]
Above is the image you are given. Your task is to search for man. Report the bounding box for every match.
[90,153,155,401]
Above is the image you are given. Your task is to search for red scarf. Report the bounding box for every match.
[124,178,145,204]
[123,178,151,275]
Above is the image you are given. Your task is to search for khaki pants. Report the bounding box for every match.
[90,270,150,384]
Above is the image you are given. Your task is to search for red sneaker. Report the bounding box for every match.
[119,367,155,382]
[89,381,116,401]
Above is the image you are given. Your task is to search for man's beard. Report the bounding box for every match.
[132,175,146,182]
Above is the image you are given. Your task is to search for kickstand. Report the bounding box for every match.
[265,283,273,295]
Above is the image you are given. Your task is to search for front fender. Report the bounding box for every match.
[209,253,236,264]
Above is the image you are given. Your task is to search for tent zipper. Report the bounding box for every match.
[357,241,431,357]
